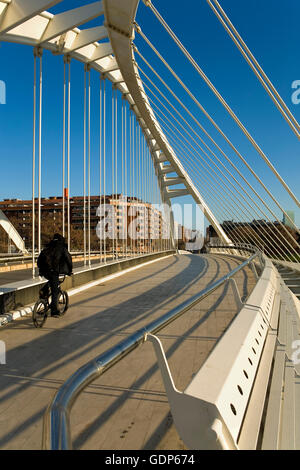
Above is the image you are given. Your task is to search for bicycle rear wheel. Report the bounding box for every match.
[32,299,48,328]
[57,290,69,316]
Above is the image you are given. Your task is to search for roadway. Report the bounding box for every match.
[0,253,256,450]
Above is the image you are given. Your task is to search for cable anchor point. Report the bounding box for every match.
[63,54,71,64]
[133,22,142,34]
[33,46,43,58]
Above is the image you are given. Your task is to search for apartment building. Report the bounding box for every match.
[0,194,166,246]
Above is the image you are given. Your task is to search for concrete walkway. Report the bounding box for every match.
[0,253,256,450]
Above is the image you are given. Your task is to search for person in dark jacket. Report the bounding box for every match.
[37,233,73,316]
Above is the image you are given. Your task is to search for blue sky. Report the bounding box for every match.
[0,0,299,229]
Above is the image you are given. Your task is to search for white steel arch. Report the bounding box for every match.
[103,0,231,243]
[0,209,28,253]
[0,0,232,245]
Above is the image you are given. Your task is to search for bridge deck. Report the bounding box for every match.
[0,253,256,450]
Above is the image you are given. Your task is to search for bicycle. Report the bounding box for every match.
[32,275,69,328]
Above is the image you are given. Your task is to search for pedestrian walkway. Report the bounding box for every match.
[0,253,256,450]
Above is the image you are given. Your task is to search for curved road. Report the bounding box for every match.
[0,253,256,450]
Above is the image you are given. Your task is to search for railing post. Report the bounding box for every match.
[227,278,243,310]
[258,252,265,271]
[250,261,259,280]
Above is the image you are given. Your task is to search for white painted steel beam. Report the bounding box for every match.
[165,188,189,198]
[155,153,168,163]
[0,209,28,254]
[100,59,119,74]
[160,165,175,175]
[162,176,184,187]
[40,1,104,43]
[66,25,108,52]
[0,0,61,35]
[88,41,112,62]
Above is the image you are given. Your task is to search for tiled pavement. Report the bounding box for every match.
[0,253,256,450]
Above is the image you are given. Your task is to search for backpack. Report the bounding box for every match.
[37,246,53,275]
[59,252,72,275]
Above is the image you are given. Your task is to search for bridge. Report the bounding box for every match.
[0,0,300,451]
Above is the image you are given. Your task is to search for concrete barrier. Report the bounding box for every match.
[148,258,281,449]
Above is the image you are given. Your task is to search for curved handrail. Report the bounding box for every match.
[207,243,263,254]
[42,249,264,449]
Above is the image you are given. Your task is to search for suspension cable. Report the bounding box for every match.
[134,49,300,241]
[157,110,286,259]
[207,0,300,139]
[144,78,299,259]
[83,65,87,266]
[124,97,128,258]
[115,87,118,259]
[62,58,66,239]
[137,8,300,208]
[32,51,37,278]
[154,103,286,258]
[88,67,91,267]
[100,75,102,263]
[38,51,43,256]
[66,57,71,252]
[121,95,125,257]
[112,85,115,260]
[103,77,106,263]
[134,31,300,228]
[161,118,292,259]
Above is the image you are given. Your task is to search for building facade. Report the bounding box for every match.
[0,195,201,252]
[0,194,168,250]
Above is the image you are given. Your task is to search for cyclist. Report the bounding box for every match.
[37,233,73,317]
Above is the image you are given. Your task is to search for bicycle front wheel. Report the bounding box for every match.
[57,291,69,316]
[32,299,48,328]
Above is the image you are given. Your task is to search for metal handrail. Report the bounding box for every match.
[0,251,113,266]
[0,249,175,266]
[207,243,261,253]
[207,243,266,259]
[42,248,264,450]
